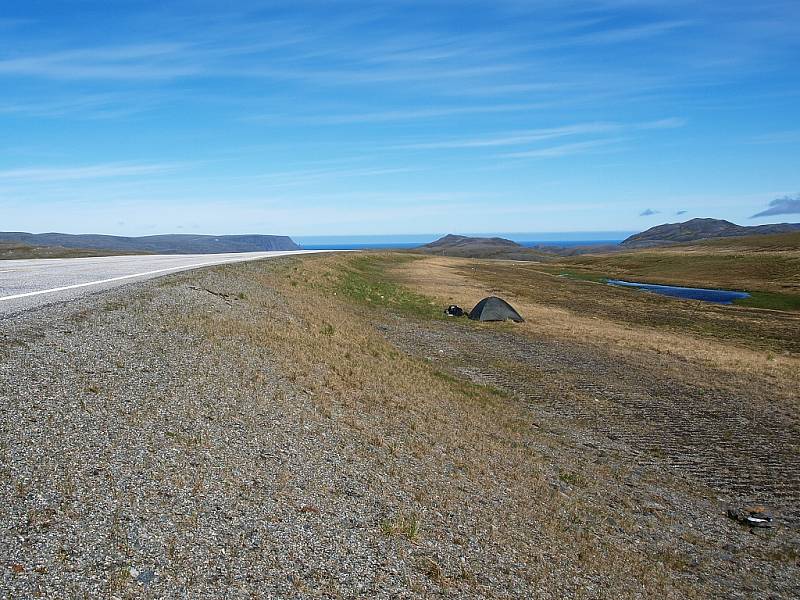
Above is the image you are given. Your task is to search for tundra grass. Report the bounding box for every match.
[554,249,800,304]
[190,252,798,596]
[555,268,800,312]
[470,260,800,353]
[336,255,442,319]
[734,291,800,311]
[284,251,800,368]
[181,253,718,597]
[0,242,141,260]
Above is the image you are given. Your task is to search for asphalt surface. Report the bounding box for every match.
[0,251,319,318]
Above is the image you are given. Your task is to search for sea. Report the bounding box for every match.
[296,232,633,251]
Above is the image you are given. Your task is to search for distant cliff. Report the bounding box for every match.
[0,232,299,254]
[622,218,800,248]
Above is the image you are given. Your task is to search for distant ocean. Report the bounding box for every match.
[296,233,632,251]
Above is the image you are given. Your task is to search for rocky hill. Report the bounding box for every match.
[417,234,617,259]
[423,234,522,250]
[0,232,299,254]
[622,218,800,248]
[415,234,545,260]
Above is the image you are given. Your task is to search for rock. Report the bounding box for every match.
[137,569,156,584]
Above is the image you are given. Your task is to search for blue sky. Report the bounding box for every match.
[1,0,799,237]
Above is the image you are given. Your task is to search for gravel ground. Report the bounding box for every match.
[382,318,800,599]
[386,321,800,524]
[4,266,576,599]
[1,262,798,598]
[0,272,429,598]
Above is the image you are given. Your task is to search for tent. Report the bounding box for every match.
[468,296,524,322]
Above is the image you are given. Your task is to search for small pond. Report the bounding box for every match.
[606,279,751,304]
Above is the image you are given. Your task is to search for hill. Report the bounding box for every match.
[416,234,621,259]
[0,232,299,254]
[621,218,800,248]
[423,234,521,250]
[0,242,141,260]
[684,231,800,251]
[415,234,550,260]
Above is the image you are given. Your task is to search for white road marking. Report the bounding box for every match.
[0,255,281,302]
[0,269,17,273]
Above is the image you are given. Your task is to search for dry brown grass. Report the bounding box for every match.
[557,242,800,296]
[175,254,707,597]
[393,255,799,401]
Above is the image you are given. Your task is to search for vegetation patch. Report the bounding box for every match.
[452,259,800,353]
[558,470,588,487]
[337,255,443,319]
[381,513,422,541]
[557,249,800,300]
[431,369,510,402]
[556,270,608,283]
[0,242,139,260]
[558,266,800,312]
[734,291,800,311]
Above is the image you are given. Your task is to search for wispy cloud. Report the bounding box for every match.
[0,18,32,30]
[750,194,800,218]
[502,137,628,159]
[1,2,797,235]
[395,123,617,149]
[0,162,185,182]
[637,117,688,130]
[0,33,525,86]
[0,44,198,80]
[565,20,696,46]
[0,93,163,119]
[640,208,660,216]
[747,130,800,144]
[238,63,525,87]
[219,165,426,190]
[396,118,684,150]
[249,102,554,125]
[676,209,688,215]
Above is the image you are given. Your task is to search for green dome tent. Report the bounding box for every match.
[468,296,524,322]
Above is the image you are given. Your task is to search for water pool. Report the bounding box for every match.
[606,279,750,304]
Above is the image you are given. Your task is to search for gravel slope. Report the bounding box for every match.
[3,267,552,599]
[1,272,427,598]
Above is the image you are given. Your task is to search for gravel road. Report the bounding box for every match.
[0,251,319,317]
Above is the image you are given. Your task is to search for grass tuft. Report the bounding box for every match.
[381,512,422,541]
